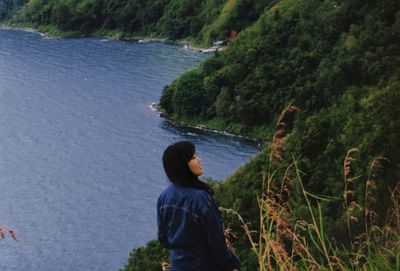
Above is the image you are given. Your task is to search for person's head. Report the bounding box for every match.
[162,141,201,183]
[162,141,213,194]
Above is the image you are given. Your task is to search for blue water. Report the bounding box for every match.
[0,29,259,270]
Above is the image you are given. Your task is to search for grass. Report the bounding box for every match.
[220,103,400,270]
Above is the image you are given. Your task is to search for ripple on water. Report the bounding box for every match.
[0,29,259,271]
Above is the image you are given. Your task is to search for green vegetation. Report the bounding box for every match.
[6,0,273,45]
[212,103,400,270]
[120,240,168,271]
[162,0,400,128]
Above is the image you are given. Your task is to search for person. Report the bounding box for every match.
[157,141,241,271]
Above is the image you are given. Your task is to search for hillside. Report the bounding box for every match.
[7,0,273,46]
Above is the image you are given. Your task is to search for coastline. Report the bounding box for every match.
[151,103,263,147]
[0,24,51,38]
[0,24,223,53]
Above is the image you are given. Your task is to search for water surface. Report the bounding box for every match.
[0,29,259,270]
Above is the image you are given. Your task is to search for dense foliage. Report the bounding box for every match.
[162,0,400,127]
[9,0,273,44]
[120,240,168,271]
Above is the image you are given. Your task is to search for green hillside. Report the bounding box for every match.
[7,0,272,45]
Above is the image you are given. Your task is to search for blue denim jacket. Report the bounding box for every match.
[157,184,241,271]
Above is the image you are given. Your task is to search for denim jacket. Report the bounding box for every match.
[157,184,241,271]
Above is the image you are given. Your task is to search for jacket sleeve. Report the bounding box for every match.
[201,194,241,271]
[157,197,170,248]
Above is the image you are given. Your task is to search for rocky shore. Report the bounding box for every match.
[151,103,263,146]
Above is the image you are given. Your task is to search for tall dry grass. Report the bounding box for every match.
[222,103,400,271]
[0,225,19,242]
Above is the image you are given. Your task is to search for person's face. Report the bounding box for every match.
[188,153,203,176]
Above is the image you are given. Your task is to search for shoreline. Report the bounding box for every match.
[0,24,223,53]
[151,103,263,147]
[0,24,51,38]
